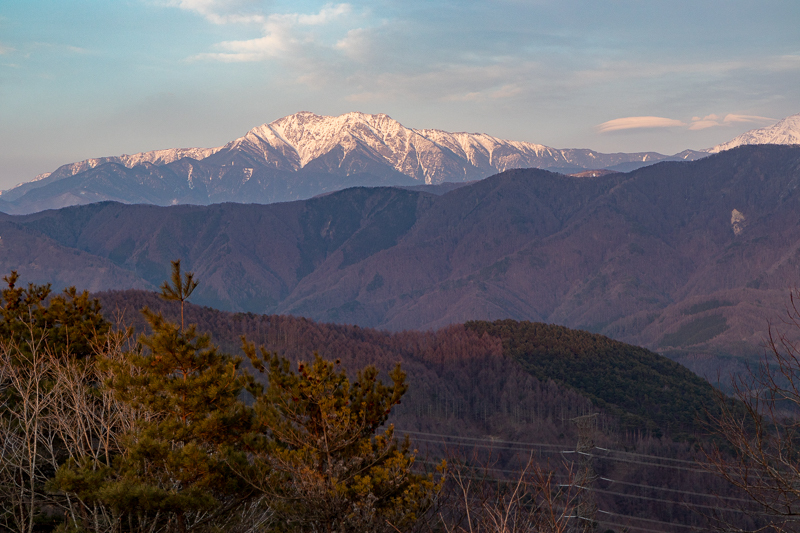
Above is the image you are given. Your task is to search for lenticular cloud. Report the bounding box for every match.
[597,116,686,133]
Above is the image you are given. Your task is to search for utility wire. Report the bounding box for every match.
[589,485,756,513]
[407,431,758,503]
[398,428,718,470]
[396,429,565,449]
[597,509,705,530]
[580,451,715,473]
[418,459,757,516]
[598,477,755,504]
[408,436,567,455]
[595,519,691,533]
[595,446,704,465]
[401,428,796,527]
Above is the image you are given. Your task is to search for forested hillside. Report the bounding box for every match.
[466,320,719,439]
[3,145,800,381]
[0,271,764,533]
[93,288,757,531]
[99,289,724,441]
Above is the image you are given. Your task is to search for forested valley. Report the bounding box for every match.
[1,268,795,533]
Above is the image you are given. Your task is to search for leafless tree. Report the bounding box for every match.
[706,289,800,532]
[436,453,584,533]
[0,319,61,533]
[46,323,142,533]
[0,314,151,533]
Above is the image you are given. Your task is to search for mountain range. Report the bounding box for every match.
[709,113,800,153]
[0,111,721,214]
[2,144,800,380]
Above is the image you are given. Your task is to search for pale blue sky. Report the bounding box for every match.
[1,0,798,189]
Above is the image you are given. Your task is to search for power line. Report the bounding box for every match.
[595,446,703,466]
[417,459,763,532]
[396,429,565,448]
[397,428,719,470]
[418,460,756,515]
[400,428,798,526]
[599,477,755,504]
[584,451,715,473]
[420,458,791,526]
[595,519,690,533]
[404,429,761,498]
[597,509,704,530]
[590,485,756,513]
[408,436,567,456]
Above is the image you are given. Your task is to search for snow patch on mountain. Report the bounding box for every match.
[709,114,800,153]
[61,147,222,178]
[3,110,719,200]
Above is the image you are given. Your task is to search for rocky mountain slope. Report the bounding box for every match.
[2,145,800,379]
[709,113,800,153]
[0,111,707,215]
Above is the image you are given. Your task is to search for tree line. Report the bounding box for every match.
[0,263,442,533]
[93,286,774,531]
[1,264,587,533]
[5,262,800,533]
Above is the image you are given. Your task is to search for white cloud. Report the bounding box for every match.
[688,120,719,131]
[688,113,722,130]
[723,114,775,124]
[339,59,548,105]
[762,54,800,72]
[189,3,353,63]
[597,116,686,133]
[164,0,265,24]
[297,4,350,25]
[0,44,15,55]
[445,83,524,102]
[688,113,775,130]
[334,27,372,61]
[161,0,800,126]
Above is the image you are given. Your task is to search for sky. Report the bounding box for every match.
[1,0,799,190]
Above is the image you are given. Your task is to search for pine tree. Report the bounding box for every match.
[239,345,442,533]
[0,271,109,360]
[96,307,254,532]
[159,260,197,331]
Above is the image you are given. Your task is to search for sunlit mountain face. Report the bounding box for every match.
[0,111,710,215]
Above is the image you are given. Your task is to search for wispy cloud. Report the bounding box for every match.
[164,0,266,25]
[723,113,775,124]
[334,27,372,61]
[182,3,354,63]
[689,113,775,130]
[0,44,16,55]
[598,113,778,134]
[597,116,686,133]
[337,57,551,104]
[688,114,722,131]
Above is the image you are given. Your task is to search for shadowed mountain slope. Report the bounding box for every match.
[97,290,720,439]
[2,145,800,375]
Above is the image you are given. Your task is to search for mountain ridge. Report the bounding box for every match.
[3,145,800,381]
[709,113,800,153]
[6,111,800,215]
[0,111,710,214]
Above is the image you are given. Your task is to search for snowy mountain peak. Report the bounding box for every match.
[3,110,716,207]
[231,111,584,182]
[709,113,800,153]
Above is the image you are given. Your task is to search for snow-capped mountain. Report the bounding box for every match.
[1,111,710,214]
[708,113,800,153]
[1,147,223,203]
[234,111,683,182]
